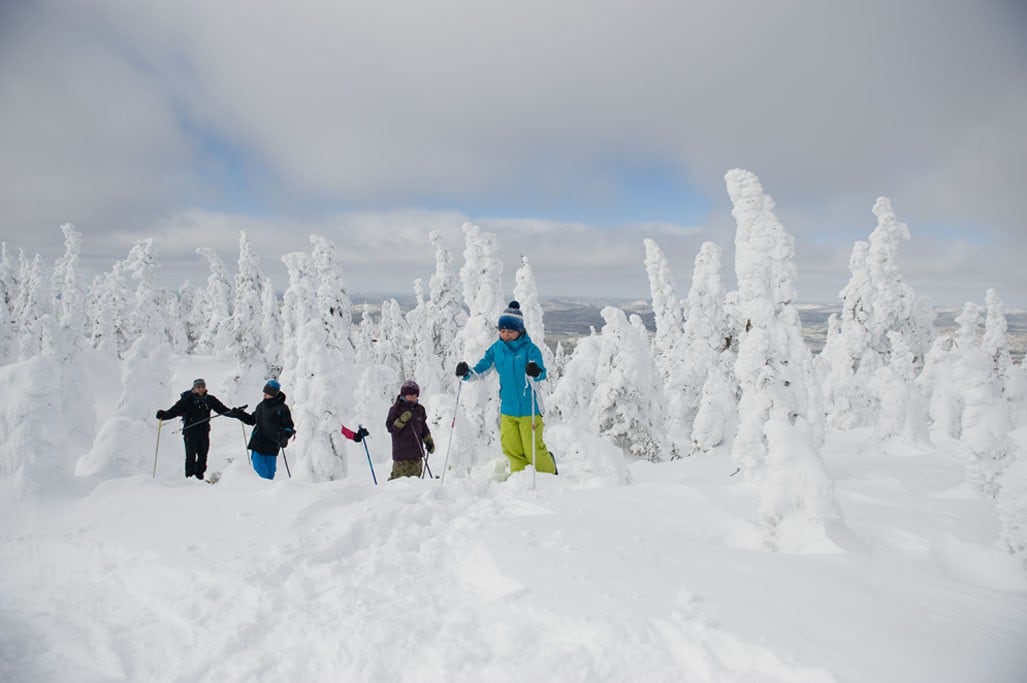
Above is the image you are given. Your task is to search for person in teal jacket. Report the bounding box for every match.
[455,301,557,475]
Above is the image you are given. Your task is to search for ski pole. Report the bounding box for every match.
[361,437,378,485]
[281,443,292,479]
[176,404,248,433]
[413,431,435,480]
[531,383,537,490]
[440,380,463,484]
[152,419,163,478]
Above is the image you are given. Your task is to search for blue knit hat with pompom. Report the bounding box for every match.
[497,301,525,332]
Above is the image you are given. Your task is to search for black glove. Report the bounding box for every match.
[229,404,248,418]
[526,361,541,378]
[278,429,294,448]
[423,434,435,454]
[456,361,469,377]
[393,410,413,430]
[156,410,168,420]
[354,426,370,442]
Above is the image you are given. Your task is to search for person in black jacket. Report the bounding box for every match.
[156,378,242,480]
[236,379,295,480]
[385,379,434,480]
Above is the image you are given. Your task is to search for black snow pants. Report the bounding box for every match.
[183,429,211,479]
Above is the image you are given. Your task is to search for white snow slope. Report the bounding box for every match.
[2,359,1027,683]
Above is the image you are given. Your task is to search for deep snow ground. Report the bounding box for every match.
[3,423,1026,683]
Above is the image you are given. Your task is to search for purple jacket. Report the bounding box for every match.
[385,398,431,461]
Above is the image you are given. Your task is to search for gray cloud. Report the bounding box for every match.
[1,0,1024,307]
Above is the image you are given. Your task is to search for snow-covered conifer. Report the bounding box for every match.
[643,238,684,377]
[725,169,840,550]
[426,230,466,382]
[870,331,931,448]
[377,298,409,375]
[0,355,70,493]
[589,307,669,462]
[195,247,235,356]
[820,199,934,429]
[125,239,165,344]
[0,244,16,363]
[983,289,1013,392]
[514,255,555,377]
[670,242,726,455]
[164,290,190,354]
[918,335,962,440]
[819,241,875,428]
[406,280,444,396]
[997,455,1027,571]
[260,276,282,378]
[451,223,504,475]
[280,252,315,383]
[51,224,86,338]
[225,231,269,397]
[549,330,601,429]
[282,236,356,482]
[77,336,172,478]
[690,349,737,456]
[951,302,1012,498]
[14,254,53,360]
[866,198,934,368]
[175,280,204,352]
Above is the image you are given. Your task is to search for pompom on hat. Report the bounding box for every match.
[497,301,525,332]
[263,379,281,397]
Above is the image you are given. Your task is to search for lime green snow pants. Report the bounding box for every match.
[500,414,556,474]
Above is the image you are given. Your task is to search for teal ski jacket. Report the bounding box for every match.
[465,333,546,417]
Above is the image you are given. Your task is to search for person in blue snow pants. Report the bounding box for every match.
[236,380,295,480]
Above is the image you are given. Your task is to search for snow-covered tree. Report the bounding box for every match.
[195,247,234,357]
[45,224,96,450]
[549,329,601,429]
[406,279,445,398]
[282,236,356,482]
[125,239,165,344]
[225,231,269,398]
[997,454,1027,571]
[0,243,17,363]
[918,335,962,440]
[450,223,505,475]
[589,307,669,462]
[950,302,1012,498]
[870,331,931,449]
[0,355,70,493]
[725,169,840,551]
[426,230,466,384]
[514,255,555,377]
[261,276,283,378]
[689,349,738,457]
[865,198,934,368]
[13,254,53,360]
[643,238,685,375]
[77,336,172,478]
[819,199,934,429]
[377,298,409,376]
[670,242,726,455]
[51,224,86,339]
[983,289,1014,393]
[175,280,204,352]
[819,241,875,428]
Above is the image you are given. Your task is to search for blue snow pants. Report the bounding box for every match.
[251,451,277,480]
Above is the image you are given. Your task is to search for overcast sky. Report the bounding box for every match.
[1,0,1025,308]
